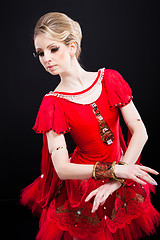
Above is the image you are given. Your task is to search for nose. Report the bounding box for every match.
[43,51,52,63]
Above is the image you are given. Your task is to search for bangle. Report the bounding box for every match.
[92,162,113,180]
[92,162,99,180]
[111,161,126,186]
[92,161,126,186]
[118,161,128,165]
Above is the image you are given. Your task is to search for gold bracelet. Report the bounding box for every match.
[92,162,113,180]
[92,162,99,180]
[118,161,128,165]
[111,161,126,186]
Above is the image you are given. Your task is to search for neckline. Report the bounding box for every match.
[53,68,102,96]
[46,68,105,106]
[56,83,103,106]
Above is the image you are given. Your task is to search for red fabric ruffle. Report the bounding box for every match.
[104,69,133,108]
[33,95,71,134]
[20,134,63,214]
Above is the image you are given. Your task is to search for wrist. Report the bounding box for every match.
[114,164,119,178]
[93,162,113,180]
[111,162,126,186]
[92,161,126,186]
[115,180,122,187]
[114,161,129,177]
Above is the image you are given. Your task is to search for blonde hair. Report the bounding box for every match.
[34,12,82,59]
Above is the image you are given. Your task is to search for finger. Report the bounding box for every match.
[138,171,158,186]
[92,199,100,213]
[93,192,110,211]
[91,191,104,212]
[85,189,98,202]
[132,175,147,185]
[138,170,155,181]
[99,194,109,205]
[91,195,102,212]
[139,165,159,175]
[100,200,106,206]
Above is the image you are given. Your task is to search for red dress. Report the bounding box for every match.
[21,68,160,240]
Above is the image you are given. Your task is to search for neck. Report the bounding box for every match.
[58,58,87,91]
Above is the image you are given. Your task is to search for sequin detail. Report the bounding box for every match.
[51,184,146,230]
[54,205,101,225]
[91,103,114,145]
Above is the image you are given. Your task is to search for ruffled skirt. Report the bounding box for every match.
[35,178,160,240]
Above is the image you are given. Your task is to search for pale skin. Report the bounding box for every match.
[34,34,159,218]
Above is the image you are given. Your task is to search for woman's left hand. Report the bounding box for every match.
[85,180,121,213]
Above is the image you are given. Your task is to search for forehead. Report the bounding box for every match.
[34,34,61,49]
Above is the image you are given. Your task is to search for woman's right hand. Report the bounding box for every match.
[114,164,159,185]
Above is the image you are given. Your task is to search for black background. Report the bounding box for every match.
[1,0,160,239]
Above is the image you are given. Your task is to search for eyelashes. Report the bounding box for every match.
[51,46,59,53]
[33,46,60,58]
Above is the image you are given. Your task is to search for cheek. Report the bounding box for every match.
[39,57,45,67]
[57,47,70,62]
[57,51,65,61]
[39,58,49,72]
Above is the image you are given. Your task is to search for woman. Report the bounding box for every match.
[21,12,160,240]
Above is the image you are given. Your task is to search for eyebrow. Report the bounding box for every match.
[36,43,58,51]
[47,43,58,48]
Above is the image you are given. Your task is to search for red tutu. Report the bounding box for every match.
[35,179,160,240]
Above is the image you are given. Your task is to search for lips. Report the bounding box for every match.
[47,65,57,70]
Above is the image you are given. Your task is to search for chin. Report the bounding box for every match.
[49,71,59,76]
[47,68,60,76]
[49,67,65,76]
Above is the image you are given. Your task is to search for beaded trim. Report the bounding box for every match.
[33,126,71,134]
[91,102,114,145]
[111,96,133,108]
[45,68,105,101]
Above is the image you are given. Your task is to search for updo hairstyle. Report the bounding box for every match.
[34,12,82,59]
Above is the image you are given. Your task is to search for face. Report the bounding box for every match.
[34,34,76,75]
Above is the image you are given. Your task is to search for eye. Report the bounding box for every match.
[37,51,44,57]
[51,46,59,53]
[33,51,44,58]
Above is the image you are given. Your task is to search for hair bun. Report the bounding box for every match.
[34,12,82,59]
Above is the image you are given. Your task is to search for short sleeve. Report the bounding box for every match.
[104,69,133,108]
[33,95,71,134]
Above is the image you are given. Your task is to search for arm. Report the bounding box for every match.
[85,101,158,212]
[119,100,148,164]
[46,102,158,183]
[114,101,157,182]
[46,130,93,180]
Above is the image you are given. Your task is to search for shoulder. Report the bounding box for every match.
[103,68,133,108]
[36,92,65,119]
[33,92,70,134]
[104,68,131,89]
[40,91,60,107]
[104,69,125,83]
[104,68,119,75]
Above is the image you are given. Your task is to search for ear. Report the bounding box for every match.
[69,41,77,57]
